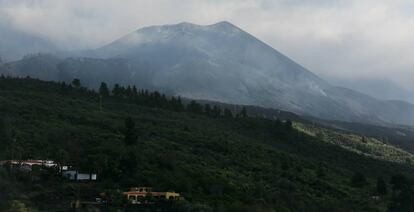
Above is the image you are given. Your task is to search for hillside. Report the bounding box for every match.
[294,122,414,163]
[1,77,414,211]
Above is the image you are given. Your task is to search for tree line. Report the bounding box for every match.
[62,78,249,119]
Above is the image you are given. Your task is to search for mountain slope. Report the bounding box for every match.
[92,21,414,126]
[1,21,414,126]
[94,22,330,108]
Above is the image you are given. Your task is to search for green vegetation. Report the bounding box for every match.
[294,122,414,164]
[1,76,414,211]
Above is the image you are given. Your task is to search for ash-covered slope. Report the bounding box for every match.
[2,21,414,126]
[94,23,331,115]
[93,21,414,125]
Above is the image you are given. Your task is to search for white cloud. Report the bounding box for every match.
[0,0,413,89]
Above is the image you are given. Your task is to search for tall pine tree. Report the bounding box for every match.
[99,82,110,97]
[72,78,81,88]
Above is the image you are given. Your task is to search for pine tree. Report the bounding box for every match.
[72,78,81,88]
[119,86,127,98]
[212,106,221,118]
[275,118,282,126]
[204,104,212,116]
[112,84,121,97]
[224,108,233,118]
[132,86,138,96]
[285,119,293,130]
[174,96,184,112]
[99,82,109,97]
[238,107,247,118]
[187,100,203,114]
[161,94,168,108]
[126,86,132,98]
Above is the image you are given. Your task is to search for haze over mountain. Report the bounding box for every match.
[1,21,414,126]
[329,77,414,105]
[0,22,57,62]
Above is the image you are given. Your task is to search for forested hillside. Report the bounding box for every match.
[1,76,414,211]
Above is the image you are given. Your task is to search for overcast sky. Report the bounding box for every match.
[1,0,414,90]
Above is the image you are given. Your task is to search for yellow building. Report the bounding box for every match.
[123,187,181,204]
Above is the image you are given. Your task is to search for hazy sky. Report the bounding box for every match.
[1,0,414,89]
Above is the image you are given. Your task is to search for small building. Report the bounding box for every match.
[62,170,97,181]
[0,160,68,171]
[123,187,181,204]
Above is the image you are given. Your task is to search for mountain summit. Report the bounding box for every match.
[2,21,414,126]
[94,22,330,111]
[92,21,414,125]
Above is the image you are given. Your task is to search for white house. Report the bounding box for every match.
[0,160,68,171]
[62,170,97,181]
